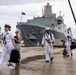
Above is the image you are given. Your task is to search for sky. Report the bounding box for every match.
[0,0,76,38]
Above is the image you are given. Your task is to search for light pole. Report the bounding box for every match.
[20,14,22,22]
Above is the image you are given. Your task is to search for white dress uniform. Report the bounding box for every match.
[0,30,15,68]
[42,33,55,61]
[65,37,72,56]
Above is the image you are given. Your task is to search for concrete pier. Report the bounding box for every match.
[0,46,76,75]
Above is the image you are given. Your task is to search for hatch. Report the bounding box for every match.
[28,32,37,41]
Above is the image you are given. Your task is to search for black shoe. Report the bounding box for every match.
[71,53,73,56]
[67,55,69,57]
[51,57,53,62]
[7,63,11,66]
[46,60,49,62]
[8,63,15,69]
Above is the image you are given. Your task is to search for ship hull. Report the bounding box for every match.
[16,24,65,46]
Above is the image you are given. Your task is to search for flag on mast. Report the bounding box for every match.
[20,12,26,22]
[22,12,26,15]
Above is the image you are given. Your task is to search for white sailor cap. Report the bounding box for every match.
[41,28,51,33]
[4,24,11,28]
[67,34,71,37]
[45,28,51,31]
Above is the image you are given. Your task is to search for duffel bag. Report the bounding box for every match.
[9,49,20,63]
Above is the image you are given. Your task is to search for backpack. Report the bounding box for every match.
[9,49,20,63]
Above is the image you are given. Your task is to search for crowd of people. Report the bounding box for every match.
[0,24,75,70]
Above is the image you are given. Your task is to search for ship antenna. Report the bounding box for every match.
[59,11,61,16]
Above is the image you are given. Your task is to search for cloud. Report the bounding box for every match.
[0,0,76,38]
[0,0,62,6]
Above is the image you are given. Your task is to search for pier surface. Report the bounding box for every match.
[0,47,76,75]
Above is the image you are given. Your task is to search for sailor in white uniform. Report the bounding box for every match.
[42,28,55,62]
[65,34,72,57]
[0,24,16,69]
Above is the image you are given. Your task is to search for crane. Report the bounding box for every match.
[68,0,76,25]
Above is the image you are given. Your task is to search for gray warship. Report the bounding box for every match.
[16,3,72,46]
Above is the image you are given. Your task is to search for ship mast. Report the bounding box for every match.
[68,0,76,25]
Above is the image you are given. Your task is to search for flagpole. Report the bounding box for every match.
[20,12,25,22]
[20,13,22,22]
